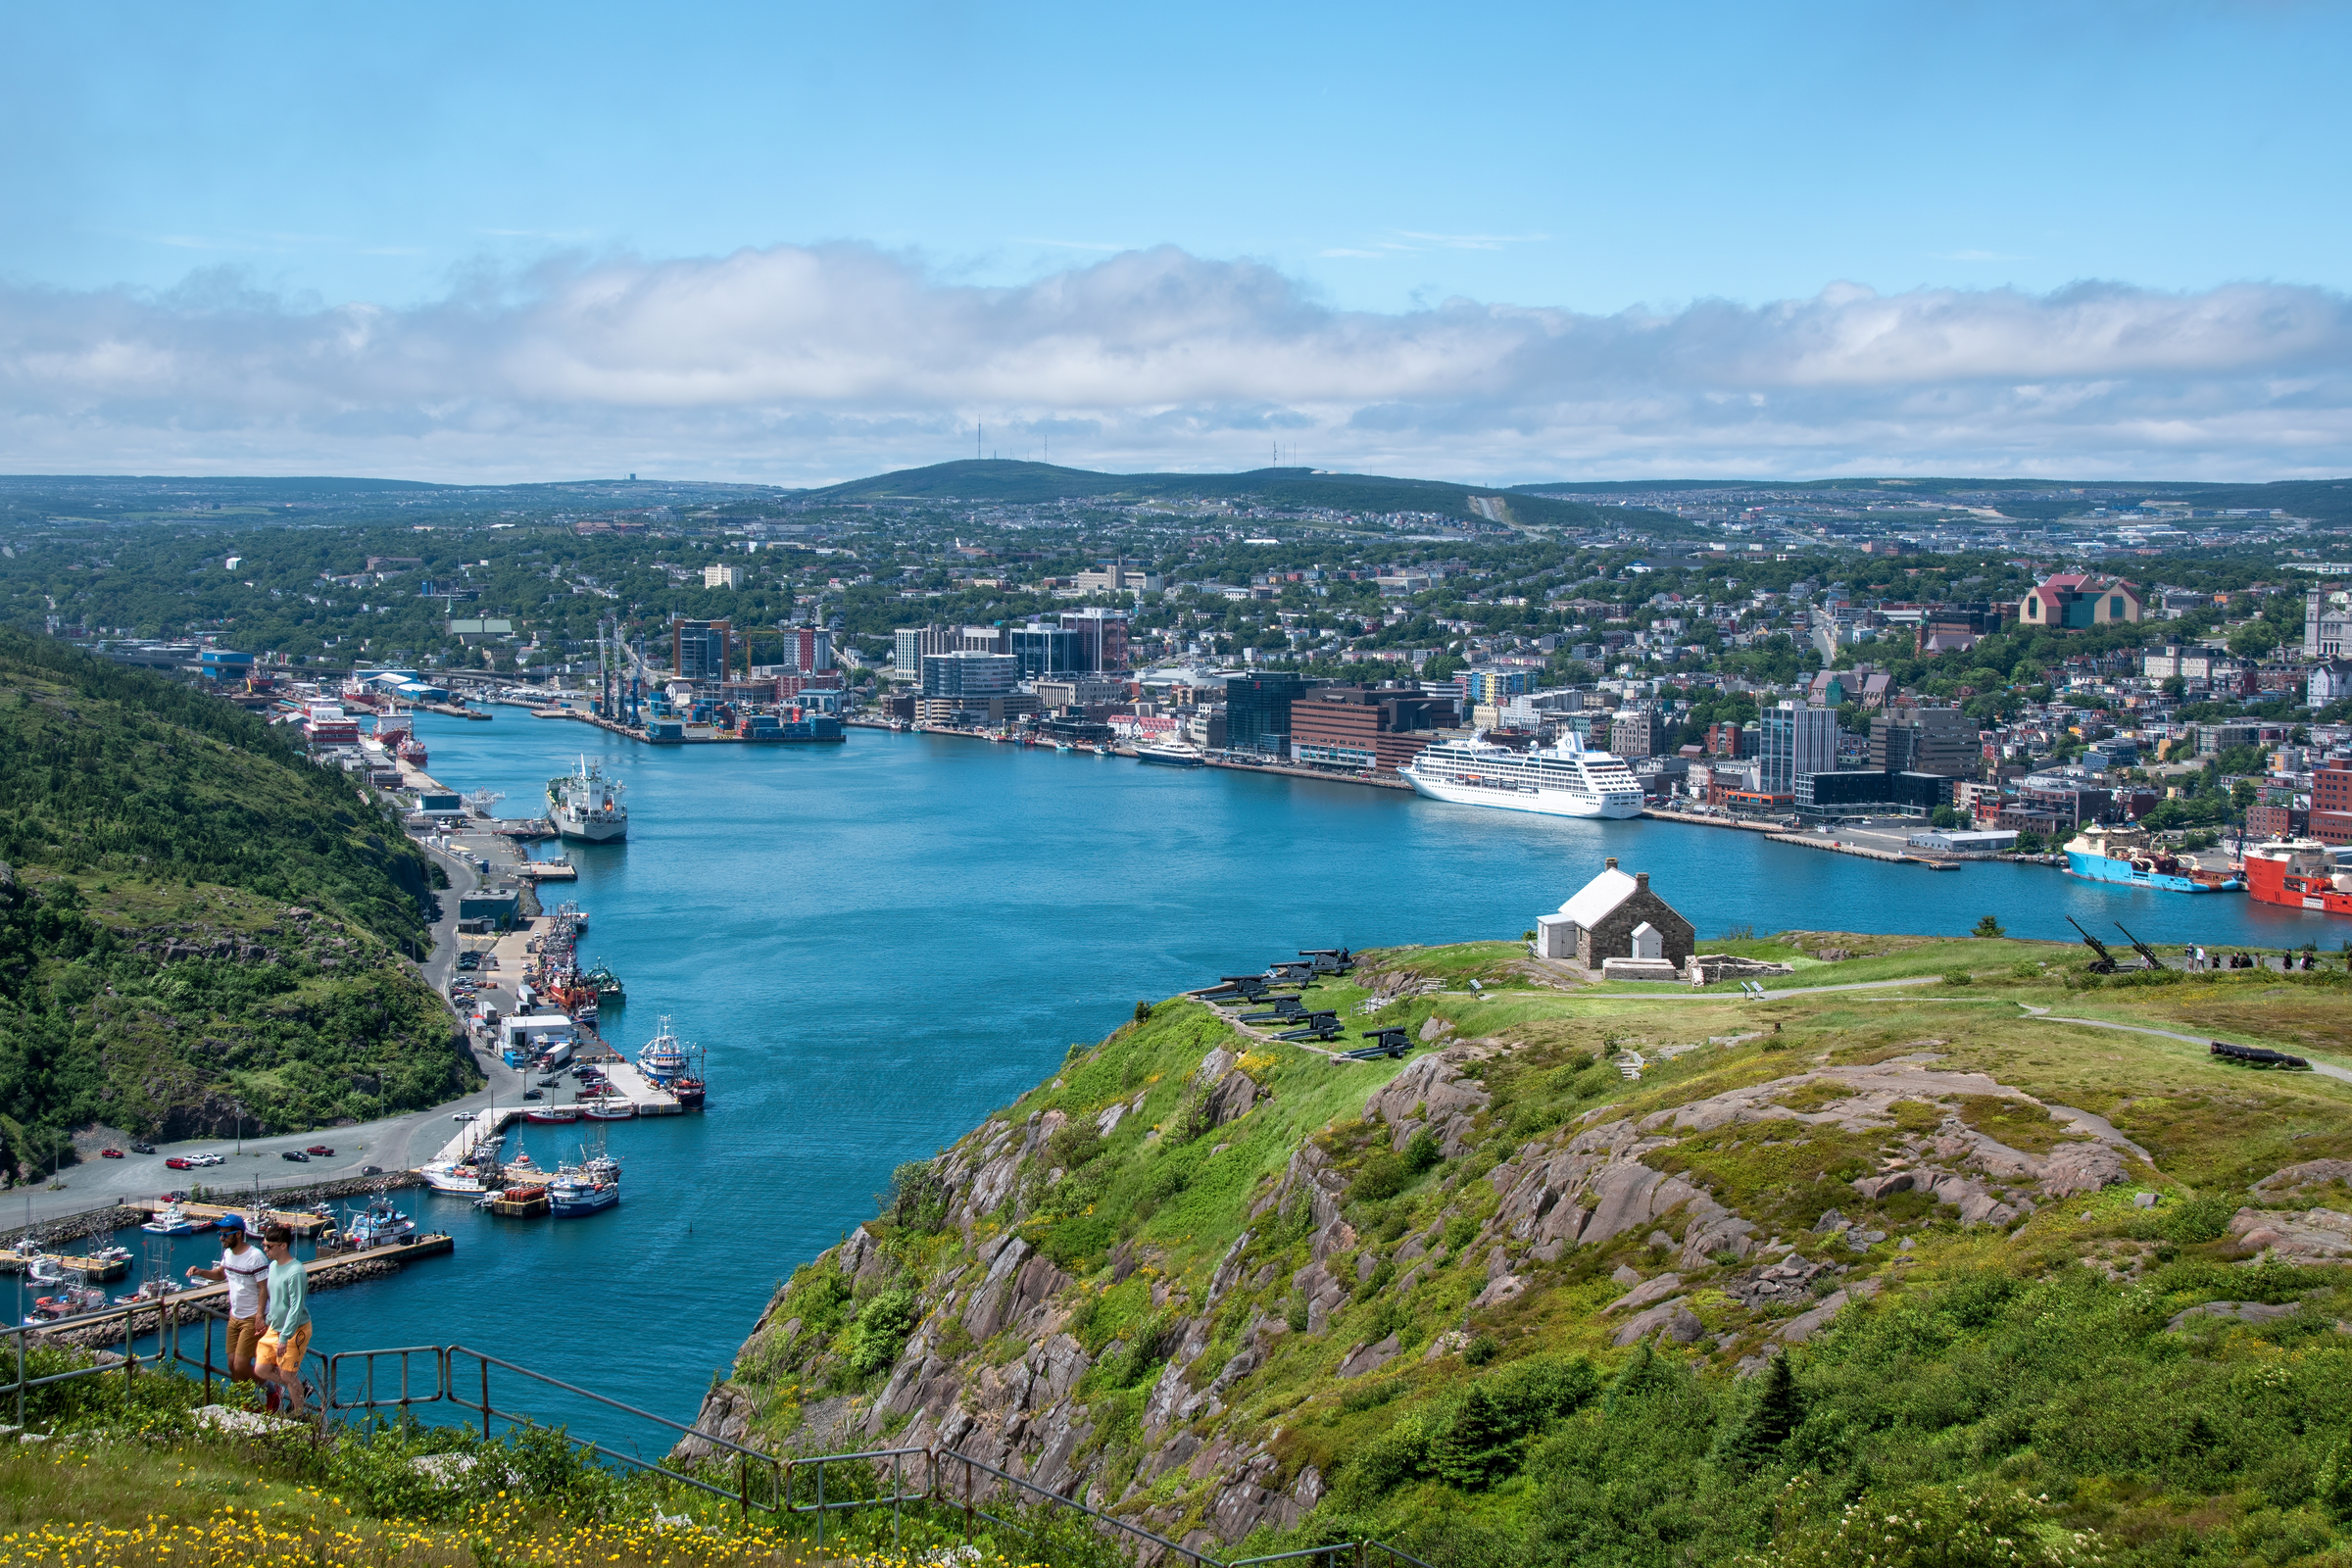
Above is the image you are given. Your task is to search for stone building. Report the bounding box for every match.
[1533,858,1697,970]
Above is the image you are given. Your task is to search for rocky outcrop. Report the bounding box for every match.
[1364,1053,1491,1157]
[2256,1159,2352,1196]
[2230,1206,2352,1261]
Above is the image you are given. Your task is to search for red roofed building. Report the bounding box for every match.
[2020,573,2141,631]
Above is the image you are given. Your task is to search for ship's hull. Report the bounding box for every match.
[2063,851,2240,894]
[552,809,627,843]
[1403,768,1643,819]
[2244,858,2352,914]
[550,1184,619,1217]
[417,1164,489,1193]
[1136,749,1202,767]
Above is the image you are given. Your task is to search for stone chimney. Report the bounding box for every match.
[1636,872,1650,893]
[1605,857,1619,870]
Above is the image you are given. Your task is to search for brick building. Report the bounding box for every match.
[1289,683,1456,773]
[2315,760,2352,845]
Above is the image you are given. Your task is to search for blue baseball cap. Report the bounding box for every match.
[216,1213,246,1233]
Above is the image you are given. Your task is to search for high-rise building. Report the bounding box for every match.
[956,625,1009,655]
[893,624,958,677]
[671,618,734,683]
[1870,705,1977,777]
[1225,672,1305,756]
[1012,625,1085,679]
[1059,609,1129,672]
[1759,701,1838,796]
[919,652,1019,698]
[783,626,832,675]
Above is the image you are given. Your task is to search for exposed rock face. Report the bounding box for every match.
[1364,1053,1490,1157]
[2256,1159,2352,1195]
[2230,1206,2352,1261]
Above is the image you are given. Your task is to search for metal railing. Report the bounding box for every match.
[11,1326,1438,1568]
[1,1295,329,1429]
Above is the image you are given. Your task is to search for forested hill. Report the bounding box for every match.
[0,631,471,1167]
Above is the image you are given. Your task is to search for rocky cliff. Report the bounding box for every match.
[682,941,2352,1567]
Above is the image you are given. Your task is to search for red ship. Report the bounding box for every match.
[2240,839,2352,916]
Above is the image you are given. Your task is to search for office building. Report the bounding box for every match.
[671,619,735,683]
[1609,706,1669,760]
[919,652,1019,699]
[1759,701,1838,796]
[1060,609,1129,672]
[1868,705,1977,777]
[703,564,745,591]
[1289,684,1457,773]
[1070,561,1162,596]
[2020,573,2141,630]
[1012,624,1086,679]
[2311,760,2352,844]
[1225,672,1306,756]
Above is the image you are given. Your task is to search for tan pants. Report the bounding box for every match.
[225,1314,264,1378]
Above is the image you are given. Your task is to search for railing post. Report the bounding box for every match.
[963,1453,974,1547]
[815,1461,825,1550]
[203,1315,214,1404]
[13,1328,22,1430]
[737,1452,747,1523]
[479,1355,491,1440]
[892,1450,902,1547]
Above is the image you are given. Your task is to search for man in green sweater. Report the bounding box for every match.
[252,1225,312,1420]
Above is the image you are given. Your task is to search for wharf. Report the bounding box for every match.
[1643,808,1780,833]
[127,1200,336,1236]
[1767,833,1930,866]
[424,703,492,721]
[0,1248,131,1282]
[421,1047,681,1170]
[1201,756,1414,791]
[1642,808,1953,868]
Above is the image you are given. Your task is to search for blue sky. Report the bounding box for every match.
[3,1,2349,483]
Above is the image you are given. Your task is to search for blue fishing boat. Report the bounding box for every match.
[2062,824,2239,894]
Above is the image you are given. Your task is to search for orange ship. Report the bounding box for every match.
[2240,839,2352,916]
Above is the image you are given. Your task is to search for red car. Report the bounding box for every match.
[305,1145,335,1156]
[164,1156,193,1170]
[100,1148,124,1159]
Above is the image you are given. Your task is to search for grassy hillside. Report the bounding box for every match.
[799,461,1671,533]
[0,631,471,1164]
[697,936,2352,1568]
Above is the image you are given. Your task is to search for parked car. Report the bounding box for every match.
[451,1112,475,1122]
[279,1151,310,1162]
[535,1075,559,1087]
[164,1156,193,1171]
[100,1148,124,1159]
[190,1152,225,1167]
[521,1089,543,1101]
[362,1165,383,1176]
[130,1143,156,1154]
[305,1145,334,1156]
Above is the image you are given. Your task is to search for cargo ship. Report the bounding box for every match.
[2061,824,2241,894]
[2240,838,2352,915]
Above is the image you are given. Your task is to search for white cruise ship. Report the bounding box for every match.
[548,757,628,843]
[1400,731,1645,819]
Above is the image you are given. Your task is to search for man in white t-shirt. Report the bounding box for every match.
[185,1212,273,1408]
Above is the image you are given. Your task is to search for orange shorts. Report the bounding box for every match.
[255,1321,312,1377]
[225,1314,265,1365]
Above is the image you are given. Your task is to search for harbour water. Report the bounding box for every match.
[43,716,2337,1442]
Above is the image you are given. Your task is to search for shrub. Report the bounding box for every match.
[1464,1334,1500,1367]
[1943,970,1974,987]
[1401,1128,1444,1174]
[1134,1000,1153,1023]
[844,1289,916,1377]
[1972,915,2005,938]
[1350,1150,1409,1202]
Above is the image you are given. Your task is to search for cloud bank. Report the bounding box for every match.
[3,244,2348,484]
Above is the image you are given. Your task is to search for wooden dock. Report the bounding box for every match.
[129,1200,336,1236]
[0,1248,131,1282]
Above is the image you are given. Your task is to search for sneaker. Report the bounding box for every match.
[263,1385,281,1414]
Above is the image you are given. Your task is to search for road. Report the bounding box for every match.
[13,825,544,1231]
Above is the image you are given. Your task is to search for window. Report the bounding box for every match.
[2110,596,2125,617]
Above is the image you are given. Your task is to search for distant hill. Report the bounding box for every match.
[799,461,1687,533]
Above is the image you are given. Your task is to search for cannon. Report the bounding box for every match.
[1267,960,1317,983]
[1276,1011,1346,1042]
[2211,1040,2310,1070]
[2066,915,2119,974]
[2114,921,2167,972]
[1339,1027,1413,1060]
[1300,948,1356,975]
[1240,996,1309,1023]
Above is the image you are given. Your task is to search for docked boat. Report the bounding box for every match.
[583,1102,636,1120]
[580,960,624,1006]
[1135,742,1203,767]
[344,1198,417,1249]
[1400,731,1644,819]
[2241,838,2352,915]
[524,1104,582,1125]
[141,1201,210,1236]
[672,1077,707,1110]
[636,1018,688,1084]
[548,757,628,844]
[417,1161,491,1194]
[549,1176,620,1217]
[2063,823,2241,894]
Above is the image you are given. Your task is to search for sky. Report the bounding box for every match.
[2,0,2350,486]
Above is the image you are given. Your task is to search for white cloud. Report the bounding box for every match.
[1,244,2347,483]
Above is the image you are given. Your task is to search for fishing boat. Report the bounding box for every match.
[636,1018,688,1084]
[548,1175,620,1217]
[523,1103,582,1125]
[343,1198,417,1250]
[579,960,625,1006]
[672,1076,707,1110]
[417,1160,491,1194]
[2062,823,2241,894]
[583,1102,636,1120]
[141,1201,208,1236]
[114,1275,183,1308]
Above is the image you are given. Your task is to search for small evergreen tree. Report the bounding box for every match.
[1714,1351,1805,1473]
[1972,915,2005,939]
[1432,1385,1518,1489]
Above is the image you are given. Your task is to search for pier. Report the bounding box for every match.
[0,1248,132,1282]
[125,1200,337,1236]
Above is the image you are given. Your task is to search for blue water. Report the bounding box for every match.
[59,714,2336,1446]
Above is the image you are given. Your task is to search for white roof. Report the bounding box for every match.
[1557,866,1639,927]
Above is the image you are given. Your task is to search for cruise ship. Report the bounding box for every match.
[1400,732,1645,819]
[548,757,627,843]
